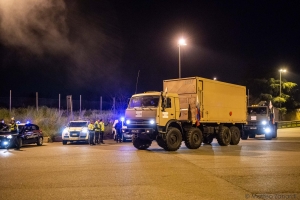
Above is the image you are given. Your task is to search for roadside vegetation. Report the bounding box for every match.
[0,107,120,140]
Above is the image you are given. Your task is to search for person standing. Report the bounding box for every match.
[0,119,8,131]
[88,120,95,145]
[99,119,105,144]
[10,118,17,133]
[94,119,100,144]
[115,120,123,143]
[112,119,119,141]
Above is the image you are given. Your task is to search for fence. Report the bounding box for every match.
[277,120,300,129]
[0,96,121,111]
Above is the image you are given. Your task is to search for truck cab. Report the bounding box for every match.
[242,101,278,140]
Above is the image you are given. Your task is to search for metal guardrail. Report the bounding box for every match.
[277,120,300,129]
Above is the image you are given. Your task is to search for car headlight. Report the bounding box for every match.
[62,128,69,135]
[261,120,267,125]
[7,135,12,139]
[126,120,131,125]
[149,119,155,125]
[81,127,88,134]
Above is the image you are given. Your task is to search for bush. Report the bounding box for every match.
[0,107,121,139]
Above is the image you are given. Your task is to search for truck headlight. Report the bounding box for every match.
[62,128,69,136]
[264,127,271,133]
[261,120,267,125]
[149,119,155,125]
[81,127,88,134]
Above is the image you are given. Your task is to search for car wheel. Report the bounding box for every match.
[241,130,249,140]
[62,140,67,145]
[37,137,43,146]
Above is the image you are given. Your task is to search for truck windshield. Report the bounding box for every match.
[68,122,88,127]
[128,96,160,108]
[247,107,267,114]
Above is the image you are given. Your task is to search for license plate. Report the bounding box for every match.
[131,129,140,133]
[72,134,77,136]
[250,127,257,129]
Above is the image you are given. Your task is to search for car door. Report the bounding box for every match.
[23,125,34,144]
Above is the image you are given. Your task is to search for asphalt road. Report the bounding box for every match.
[1,128,300,200]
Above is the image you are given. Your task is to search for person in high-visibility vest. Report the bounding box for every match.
[94,119,100,144]
[88,120,95,145]
[10,118,17,133]
[99,119,105,144]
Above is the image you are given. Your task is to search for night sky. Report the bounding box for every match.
[0,0,299,101]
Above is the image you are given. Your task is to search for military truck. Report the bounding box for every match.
[122,77,247,151]
[242,101,278,140]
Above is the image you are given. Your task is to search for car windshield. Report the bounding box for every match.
[247,107,267,114]
[128,95,160,108]
[68,122,88,127]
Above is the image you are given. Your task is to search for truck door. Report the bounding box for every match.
[160,96,176,126]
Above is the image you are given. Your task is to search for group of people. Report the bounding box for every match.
[0,118,17,132]
[88,119,105,145]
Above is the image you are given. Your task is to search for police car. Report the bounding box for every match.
[0,121,43,149]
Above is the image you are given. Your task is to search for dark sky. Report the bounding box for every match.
[0,0,299,101]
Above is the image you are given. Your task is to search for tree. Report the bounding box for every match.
[246,78,300,118]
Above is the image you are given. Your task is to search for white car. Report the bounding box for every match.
[62,121,89,145]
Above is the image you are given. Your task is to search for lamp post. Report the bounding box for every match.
[279,69,286,109]
[178,38,186,78]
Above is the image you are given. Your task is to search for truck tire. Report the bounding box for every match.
[164,127,182,151]
[203,135,214,144]
[217,126,231,146]
[249,132,255,138]
[133,137,152,150]
[184,128,203,149]
[156,136,166,149]
[229,126,240,145]
[241,130,249,140]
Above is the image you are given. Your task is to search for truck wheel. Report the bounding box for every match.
[133,137,152,150]
[185,128,203,149]
[249,133,255,138]
[203,135,214,144]
[62,140,67,145]
[156,136,166,149]
[241,130,249,140]
[217,126,231,146]
[37,137,43,146]
[229,126,240,145]
[164,127,182,151]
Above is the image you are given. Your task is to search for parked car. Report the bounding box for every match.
[0,122,43,149]
[17,122,44,147]
[62,120,89,145]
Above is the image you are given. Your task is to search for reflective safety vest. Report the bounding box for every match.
[10,122,17,132]
[94,121,100,131]
[88,123,94,131]
[99,121,105,131]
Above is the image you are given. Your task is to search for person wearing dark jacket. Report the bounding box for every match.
[115,120,123,143]
[0,119,8,131]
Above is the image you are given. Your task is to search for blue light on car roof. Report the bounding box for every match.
[16,121,21,124]
[26,121,30,124]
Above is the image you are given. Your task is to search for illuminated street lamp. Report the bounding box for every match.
[178,38,186,78]
[279,68,287,109]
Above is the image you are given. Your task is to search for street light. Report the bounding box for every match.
[279,68,287,109]
[178,38,186,78]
